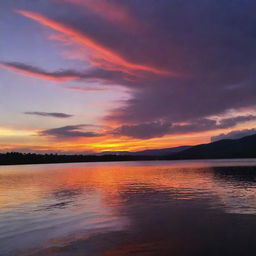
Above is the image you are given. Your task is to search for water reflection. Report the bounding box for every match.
[211,166,256,215]
[0,160,256,256]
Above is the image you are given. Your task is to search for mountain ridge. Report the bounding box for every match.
[167,133,256,159]
[98,145,191,156]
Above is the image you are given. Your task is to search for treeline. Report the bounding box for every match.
[0,152,158,165]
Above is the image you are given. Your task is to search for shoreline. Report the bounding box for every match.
[1,156,256,166]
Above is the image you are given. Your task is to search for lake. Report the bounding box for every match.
[1,159,256,256]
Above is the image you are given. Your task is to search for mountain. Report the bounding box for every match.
[98,146,191,156]
[97,151,131,156]
[131,146,191,156]
[167,133,256,160]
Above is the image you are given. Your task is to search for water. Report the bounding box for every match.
[0,159,256,256]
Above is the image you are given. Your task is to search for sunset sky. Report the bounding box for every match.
[1,0,256,153]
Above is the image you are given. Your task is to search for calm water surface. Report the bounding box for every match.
[0,159,256,256]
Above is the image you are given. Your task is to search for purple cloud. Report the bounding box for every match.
[211,129,256,142]
[24,112,73,118]
[0,62,127,83]
[40,125,103,139]
[112,121,172,139]
[113,115,256,139]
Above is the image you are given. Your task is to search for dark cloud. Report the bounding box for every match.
[24,112,73,118]
[40,125,103,139]
[113,115,256,139]
[112,121,172,139]
[211,128,256,142]
[217,115,256,129]
[0,62,127,83]
[168,115,256,133]
[99,1,256,125]
[106,78,256,125]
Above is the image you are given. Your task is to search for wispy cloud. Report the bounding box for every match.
[16,9,172,76]
[40,124,103,139]
[0,62,78,82]
[0,61,127,83]
[24,112,73,118]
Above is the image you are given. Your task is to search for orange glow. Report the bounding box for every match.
[16,10,173,76]
[0,133,204,153]
[2,120,256,153]
[0,127,37,137]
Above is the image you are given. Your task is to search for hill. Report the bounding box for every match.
[99,146,191,157]
[168,133,256,160]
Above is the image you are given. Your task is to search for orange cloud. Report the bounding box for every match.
[16,10,173,76]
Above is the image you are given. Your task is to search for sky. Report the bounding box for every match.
[1,0,256,153]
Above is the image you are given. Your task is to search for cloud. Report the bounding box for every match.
[0,62,79,82]
[211,128,256,142]
[98,1,256,128]
[16,9,172,76]
[217,115,256,128]
[0,62,125,83]
[60,0,140,31]
[40,124,103,139]
[24,112,73,118]
[112,115,256,139]
[168,115,256,134]
[112,121,172,139]
[106,78,256,125]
